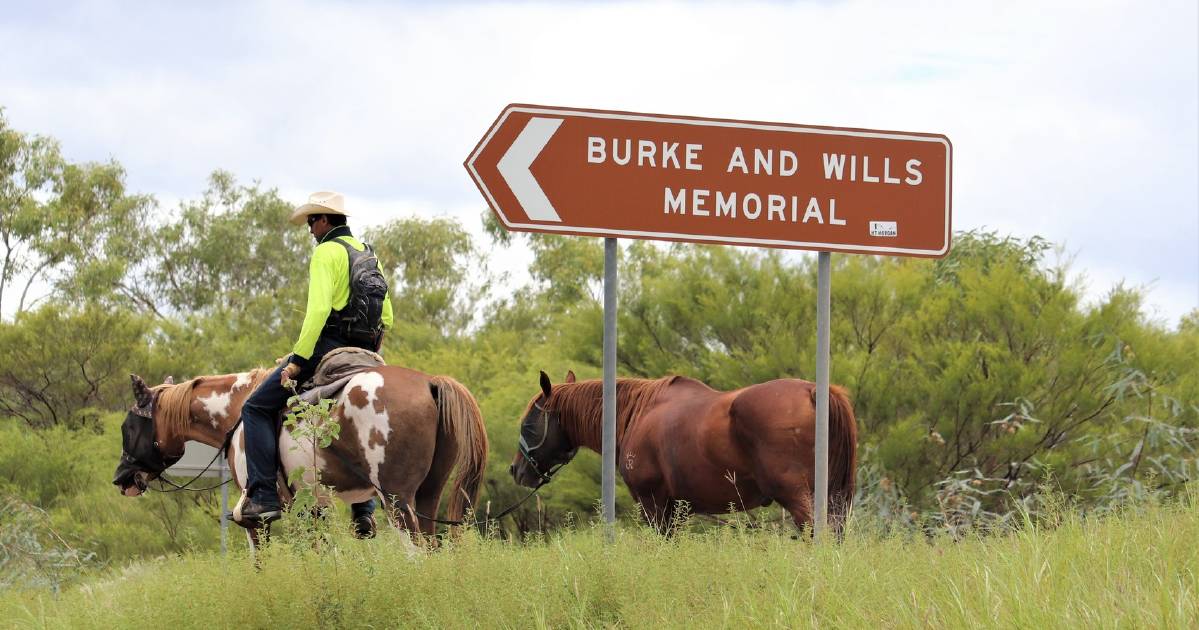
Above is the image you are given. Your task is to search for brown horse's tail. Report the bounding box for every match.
[819,384,858,534]
[430,375,489,523]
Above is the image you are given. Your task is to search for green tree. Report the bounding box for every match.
[0,302,150,429]
[141,171,308,316]
[366,216,485,342]
[0,111,151,317]
[125,173,311,376]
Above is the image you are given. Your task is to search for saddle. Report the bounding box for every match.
[295,346,386,404]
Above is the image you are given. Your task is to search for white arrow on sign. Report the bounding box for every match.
[496,116,563,222]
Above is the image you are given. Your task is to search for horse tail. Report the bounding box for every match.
[824,384,858,533]
[429,375,489,523]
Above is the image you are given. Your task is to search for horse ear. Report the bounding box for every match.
[130,374,153,408]
[539,371,553,399]
[163,375,175,385]
[565,370,576,384]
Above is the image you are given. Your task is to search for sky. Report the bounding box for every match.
[1,0,1197,326]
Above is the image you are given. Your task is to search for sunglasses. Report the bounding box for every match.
[307,215,321,227]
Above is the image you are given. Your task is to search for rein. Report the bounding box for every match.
[149,420,241,494]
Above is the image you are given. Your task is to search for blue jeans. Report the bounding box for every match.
[241,335,375,519]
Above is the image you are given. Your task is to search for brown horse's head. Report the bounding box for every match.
[112,374,184,496]
[510,370,579,488]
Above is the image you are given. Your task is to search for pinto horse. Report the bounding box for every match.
[510,371,857,534]
[113,366,488,544]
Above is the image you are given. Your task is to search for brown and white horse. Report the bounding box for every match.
[113,366,488,545]
[510,371,857,535]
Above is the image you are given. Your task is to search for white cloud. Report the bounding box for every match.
[1,0,1195,324]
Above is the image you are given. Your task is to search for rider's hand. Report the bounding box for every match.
[280,362,301,388]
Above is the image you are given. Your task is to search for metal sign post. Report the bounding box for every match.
[813,252,831,540]
[220,463,229,554]
[602,237,618,542]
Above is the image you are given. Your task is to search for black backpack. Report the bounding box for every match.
[324,238,389,347]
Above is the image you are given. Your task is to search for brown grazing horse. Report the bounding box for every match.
[510,371,857,534]
[113,366,488,544]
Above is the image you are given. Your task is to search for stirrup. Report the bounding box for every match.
[232,491,281,528]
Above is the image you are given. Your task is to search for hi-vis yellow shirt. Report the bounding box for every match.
[292,228,394,363]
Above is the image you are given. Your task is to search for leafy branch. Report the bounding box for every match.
[283,383,340,541]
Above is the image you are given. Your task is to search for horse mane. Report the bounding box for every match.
[151,368,272,437]
[546,377,676,448]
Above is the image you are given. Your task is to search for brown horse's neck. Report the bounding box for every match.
[550,377,675,453]
[154,369,270,451]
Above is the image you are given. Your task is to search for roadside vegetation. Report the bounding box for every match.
[3,495,1196,628]
[2,109,1197,624]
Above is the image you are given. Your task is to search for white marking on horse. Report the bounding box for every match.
[199,389,232,429]
[232,372,253,390]
[340,371,390,489]
[279,428,329,490]
[232,425,248,488]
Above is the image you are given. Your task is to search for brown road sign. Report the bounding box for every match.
[466,104,952,257]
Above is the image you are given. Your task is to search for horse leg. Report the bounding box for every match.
[246,523,273,568]
[378,493,423,556]
[636,494,681,537]
[731,428,815,535]
[412,437,459,539]
[749,464,814,536]
[413,491,444,542]
[779,489,814,538]
[660,499,688,537]
[729,381,847,538]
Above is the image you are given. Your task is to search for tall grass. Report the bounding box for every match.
[3,493,1196,629]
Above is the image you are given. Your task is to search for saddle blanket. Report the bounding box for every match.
[297,347,386,405]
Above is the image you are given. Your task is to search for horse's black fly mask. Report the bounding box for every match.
[121,402,181,473]
[113,383,181,491]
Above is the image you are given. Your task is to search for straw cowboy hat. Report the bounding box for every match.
[289,191,351,225]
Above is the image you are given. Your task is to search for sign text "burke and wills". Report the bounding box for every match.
[586,137,926,227]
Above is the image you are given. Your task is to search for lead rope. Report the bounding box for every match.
[149,420,241,493]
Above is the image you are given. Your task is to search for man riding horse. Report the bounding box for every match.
[235,191,394,530]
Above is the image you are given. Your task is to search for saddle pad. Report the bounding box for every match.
[297,347,385,406]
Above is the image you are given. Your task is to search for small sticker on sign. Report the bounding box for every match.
[870,221,898,237]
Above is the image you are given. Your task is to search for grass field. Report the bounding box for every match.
[2,497,1197,629]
